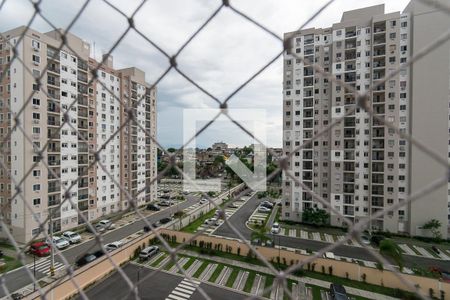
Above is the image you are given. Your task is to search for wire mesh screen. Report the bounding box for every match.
[0,0,450,299]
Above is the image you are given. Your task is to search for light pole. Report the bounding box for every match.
[33,254,36,291]
[49,212,55,277]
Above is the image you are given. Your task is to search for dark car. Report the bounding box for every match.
[146,203,161,211]
[330,283,349,300]
[432,246,440,254]
[75,253,97,268]
[159,217,172,224]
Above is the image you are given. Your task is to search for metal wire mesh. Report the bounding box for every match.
[0,0,449,299]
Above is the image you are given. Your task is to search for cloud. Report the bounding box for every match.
[0,0,410,148]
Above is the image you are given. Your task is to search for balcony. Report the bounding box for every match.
[47,64,60,74]
[373,128,384,138]
[345,41,356,49]
[78,59,88,71]
[47,78,60,87]
[48,183,61,193]
[344,140,355,149]
[372,140,385,149]
[343,174,355,183]
[304,38,314,45]
[374,22,386,33]
[371,197,384,207]
[344,128,355,138]
[372,150,384,161]
[372,162,384,172]
[345,31,356,38]
[47,48,60,60]
[343,184,354,194]
[372,186,384,196]
[374,36,386,45]
[372,174,384,184]
[344,151,355,160]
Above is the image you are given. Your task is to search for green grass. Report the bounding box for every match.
[193,261,209,278]
[0,242,15,250]
[225,268,239,287]
[150,253,167,267]
[243,271,256,293]
[309,285,322,300]
[178,257,195,273]
[208,264,224,283]
[284,279,294,300]
[0,256,22,273]
[263,275,274,298]
[163,259,176,271]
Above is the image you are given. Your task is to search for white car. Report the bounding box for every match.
[47,236,70,250]
[99,219,115,230]
[204,218,219,226]
[271,222,280,234]
[105,241,123,252]
[199,198,208,205]
[62,231,81,244]
[258,206,271,213]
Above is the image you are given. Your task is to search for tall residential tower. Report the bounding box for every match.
[282,1,450,238]
[0,26,157,243]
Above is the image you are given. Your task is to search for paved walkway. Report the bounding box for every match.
[178,250,398,300]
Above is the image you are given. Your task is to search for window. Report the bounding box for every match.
[336,30,342,36]
[33,198,41,205]
[32,112,40,120]
[32,184,40,191]
[31,40,40,49]
[32,169,40,177]
[32,55,40,63]
[32,98,40,106]
[401,21,407,28]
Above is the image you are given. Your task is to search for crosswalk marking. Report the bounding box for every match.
[26,258,65,275]
[166,278,199,300]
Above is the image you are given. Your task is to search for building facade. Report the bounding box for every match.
[0,26,157,243]
[282,1,449,237]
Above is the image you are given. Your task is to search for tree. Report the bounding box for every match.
[379,239,403,270]
[302,208,329,226]
[167,147,176,153]
[422,219,442,239]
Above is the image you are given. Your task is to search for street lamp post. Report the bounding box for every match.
[33,254,36,292]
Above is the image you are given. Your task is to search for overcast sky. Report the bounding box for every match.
[1,0,410,148]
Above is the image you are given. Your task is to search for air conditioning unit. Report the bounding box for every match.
[32,46,39,52]
[33,61,39,66]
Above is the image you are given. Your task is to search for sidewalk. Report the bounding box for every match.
[177,249,397,300]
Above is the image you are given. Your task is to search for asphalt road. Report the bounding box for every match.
[0,194,201,298]
[214,194,450,271]
[79,263,247,300]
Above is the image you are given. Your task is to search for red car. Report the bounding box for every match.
[29,242,51,257]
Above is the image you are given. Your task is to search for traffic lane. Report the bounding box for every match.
[213,193,261,239]
[79,264,182,300]
[213,196,450,271]
[0,266,45,298]
[56,195,201,265]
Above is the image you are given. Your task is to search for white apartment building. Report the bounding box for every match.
[282,1,450,238]
[0,27,157,243]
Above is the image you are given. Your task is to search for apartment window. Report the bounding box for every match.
[336,30,342,36]
[32,98,40,106]
[32,112,40,120]
[32,55,40,63]
[389,57,396,63]
[401,21,407,28]
[390,20,396,27]
[33,198,41,205]
[32,169,40,177]
[31,40,40,49]
[61,65,67,72]
[32,184,40,191]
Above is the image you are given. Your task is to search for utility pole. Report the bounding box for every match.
[33,254,36,291]
[49,212,55,277]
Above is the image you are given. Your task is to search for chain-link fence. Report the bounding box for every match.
[0,0,450,299]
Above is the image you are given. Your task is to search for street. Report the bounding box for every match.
[214,194,450,271]
[0,194,201,298]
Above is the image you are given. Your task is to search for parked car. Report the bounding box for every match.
[159,217,172,224]
[99,219,116,230]
[75,253,97,268]
[228,203,239,209]
[0,250,4,258]
[146,203,161,211]
[29,242,50,257]
[360,235,371,245]
[87,223,106,234]
[261,201,274,209]
[204,218,220,226]
[370,235,385,246]
[105,241,123,252]
[329,283,349,300]
[47,236,70,250]
[199,198,208,204]
[258,206,271,213]
[432,245,440,254]
[271,222,280,234]
[139,246,159,260]
[159,200,171,206]
[62,231,81,244]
